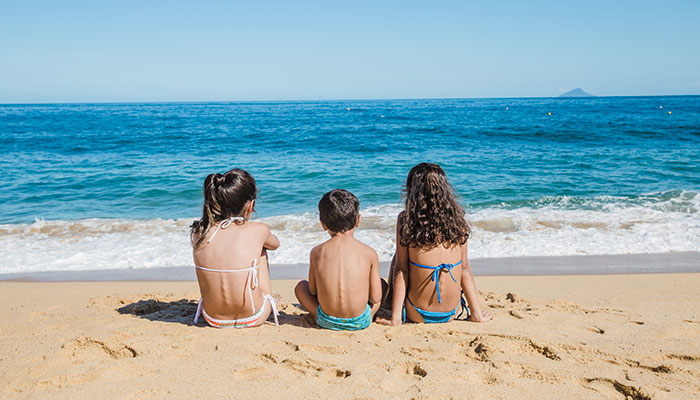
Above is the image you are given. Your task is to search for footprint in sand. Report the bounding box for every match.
[66,337,138,359]
[273,357,340,378]
[399,346,436,362]
[467,334,561,362]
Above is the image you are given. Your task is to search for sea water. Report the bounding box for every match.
[1,97,698,273]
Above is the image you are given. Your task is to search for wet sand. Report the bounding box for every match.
[2,251,699,281]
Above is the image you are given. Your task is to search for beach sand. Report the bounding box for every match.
[2,273,700,399]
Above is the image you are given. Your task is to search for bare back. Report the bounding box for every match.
[193,221,275,320]
[311,234,379,318]
[407,243,465,312]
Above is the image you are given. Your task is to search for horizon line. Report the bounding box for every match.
[1,93,698,106]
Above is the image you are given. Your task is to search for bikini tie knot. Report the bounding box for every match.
[432,263,458,304]
[219,218,234,230]
[207,216,246,243]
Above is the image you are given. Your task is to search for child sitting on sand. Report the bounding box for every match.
[190,168,281,328]
[377,163,492,325]
[294,189,383,330]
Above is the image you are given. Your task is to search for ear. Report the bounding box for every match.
[355,214,361,228]
[246,200,255,217]
[320,221,329,231]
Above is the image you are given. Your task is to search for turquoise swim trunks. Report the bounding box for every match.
[316,304,371,331]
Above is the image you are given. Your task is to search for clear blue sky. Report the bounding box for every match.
[2,1,699,103]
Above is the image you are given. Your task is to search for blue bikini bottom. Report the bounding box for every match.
[403,295,470,324]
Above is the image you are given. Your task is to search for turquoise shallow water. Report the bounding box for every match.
[0,96,698,272]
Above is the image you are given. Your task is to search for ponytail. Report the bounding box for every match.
[190,169,257,248]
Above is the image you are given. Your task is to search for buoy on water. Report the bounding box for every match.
[548,112,552,116]
[660,106,663,109]
[668,111,672,115]
[506,107,509,110]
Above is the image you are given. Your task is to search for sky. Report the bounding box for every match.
[1,1,699,103]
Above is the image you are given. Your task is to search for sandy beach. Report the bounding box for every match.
[3,1,699,399]
[2,270,699,399]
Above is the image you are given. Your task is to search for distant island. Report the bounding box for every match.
[559,88,595,97]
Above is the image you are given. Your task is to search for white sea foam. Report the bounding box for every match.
[1,192,698,274]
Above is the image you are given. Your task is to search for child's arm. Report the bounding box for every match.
[368,249,382,315]
[294,247,320,319]
[459,242,492,323]
[308,248,318,296]
[377,216,409,326]
[389,252,409,325]
[262,224,280,251]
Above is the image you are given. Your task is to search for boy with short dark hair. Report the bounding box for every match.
[294,189,383,330]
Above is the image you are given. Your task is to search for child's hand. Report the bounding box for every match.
[468,310,493,323]
[375,316,401,326]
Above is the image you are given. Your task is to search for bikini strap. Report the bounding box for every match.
[263,294,280,326]
[194,259,260,319]
[247,260,259,313]
[194,297,203,324]
[457,291,470,320]
[409,260,462,303]
[207,216,245,243]
[194,258,259,274]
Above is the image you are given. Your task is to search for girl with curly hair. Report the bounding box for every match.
[378,163,491,325]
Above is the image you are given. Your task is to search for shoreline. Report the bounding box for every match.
[1,251,698,282]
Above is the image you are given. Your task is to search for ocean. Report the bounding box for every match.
[1,96,699,274]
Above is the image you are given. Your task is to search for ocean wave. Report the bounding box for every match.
[0,191,698,273]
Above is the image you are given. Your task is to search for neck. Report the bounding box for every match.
[328,228,355,238]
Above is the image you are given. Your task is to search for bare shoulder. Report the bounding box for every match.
[310,242,325,258]
[356,239,379,261]
[247,221,271,235]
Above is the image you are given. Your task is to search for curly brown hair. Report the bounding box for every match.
[399,163,471,248]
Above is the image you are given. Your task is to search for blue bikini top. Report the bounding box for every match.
[408,260,462,304]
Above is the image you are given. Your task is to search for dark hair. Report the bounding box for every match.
[318,189,360,234]
[399,163,471,248]
[190,168,257,248]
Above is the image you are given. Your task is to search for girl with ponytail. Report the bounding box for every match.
[190,169,281,328]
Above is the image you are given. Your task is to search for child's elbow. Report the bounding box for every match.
[266,236,281,250]
[369,285,383,304]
